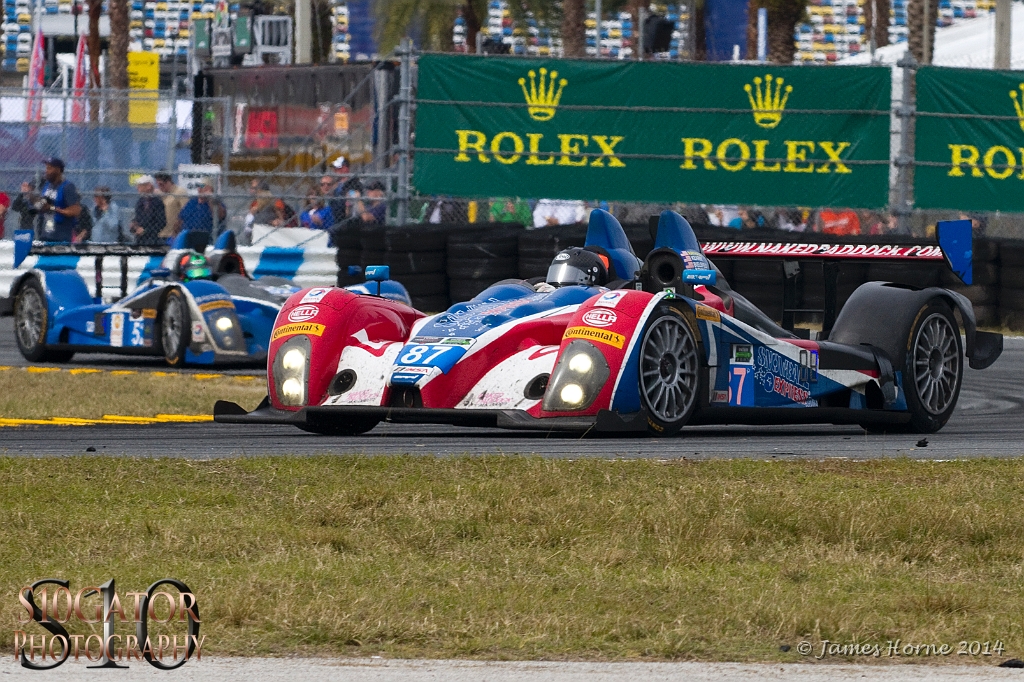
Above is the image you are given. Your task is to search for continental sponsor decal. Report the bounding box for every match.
[564,325,625,349]
[199,299,235,312]
[695,304,721,322]
[272,322,326,341]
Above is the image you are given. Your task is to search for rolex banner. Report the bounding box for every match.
[413,55,891,208]
[915,67,1024,211]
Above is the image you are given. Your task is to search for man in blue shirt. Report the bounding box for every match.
[37,157,82,242]
[178,180,227,234]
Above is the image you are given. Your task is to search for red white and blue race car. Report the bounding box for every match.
[215,210,1003,436]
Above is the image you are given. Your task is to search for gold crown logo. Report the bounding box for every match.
[518,67,567,122]
[744,74,793,129]
[1009,84,1024,132]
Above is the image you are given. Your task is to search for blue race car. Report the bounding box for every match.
[9,230,411,367]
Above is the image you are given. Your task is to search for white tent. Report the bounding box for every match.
[840,3,1024,68]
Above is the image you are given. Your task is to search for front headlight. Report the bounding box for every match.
[215,316,233,332]
[204,308,244,351]
[273,335,311,407]
[542,340,611,412]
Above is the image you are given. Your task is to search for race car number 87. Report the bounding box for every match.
[399,345,451,365]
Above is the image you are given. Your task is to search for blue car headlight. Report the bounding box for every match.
[203,307,245,351]
[542,340,611,412]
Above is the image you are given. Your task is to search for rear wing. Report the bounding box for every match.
[663,218,974,335]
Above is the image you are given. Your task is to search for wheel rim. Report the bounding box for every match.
[913,312,960,415]
[640,315,699,423]
[163,295,184,356]
[15,287,44,350]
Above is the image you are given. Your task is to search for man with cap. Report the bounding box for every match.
[37,157,82,242]
[178,178,227,234]
[130,175,166,246]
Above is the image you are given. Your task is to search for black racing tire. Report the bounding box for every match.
[867,263,941,288]
[518,257,553,279]
[447,241,518,259]
[360,250,386,268]
[336,249,361,267]
[397,273,447,296]
[385,227,449,252]
[447,258,518,281]
[13,277,73,363]
[385,251,446,276]
[159,288,191,368]
[1000,267,1024,290]
[299,415,379,436]
[1000,287,1024,313]
[411,294,451,313]
[902,300,964,433]
[731,262,785,287]
[638,306,703,437]
[449,279,489,303]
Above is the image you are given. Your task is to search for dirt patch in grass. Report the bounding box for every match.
[3,457,1024,662]
[0,368,267,418]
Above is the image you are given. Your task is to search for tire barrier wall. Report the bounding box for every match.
[346,223,1023,329]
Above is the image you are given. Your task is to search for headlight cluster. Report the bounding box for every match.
[204,308,245,351]
[273,335,311,407]
[542,340,611,412]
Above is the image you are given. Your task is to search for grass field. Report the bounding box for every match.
[4,456,1024,663]
[0,367,267,419]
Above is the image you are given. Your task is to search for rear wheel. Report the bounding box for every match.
[160,288,190,368]
[639,308,701,436]
[14,278,73,363]
[904,301,963,433]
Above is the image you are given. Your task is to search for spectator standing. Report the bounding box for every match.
[320,174,349,225]
[818,208,861,236]
[154,171,188,238]
[11,181,37,235]
[359,182,387,224]
[89,186,129,243]
[130,175,166,245]
[0,186,9,238]
[300,187,333,229]
[271,199,298,227]
[532,199,586,228]
[489,197,532,225]
[777,208,809,232]
[38,157,82,242]
[178,180,227,234]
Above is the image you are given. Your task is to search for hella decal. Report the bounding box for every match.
[288,305,320,323]
[581,308,618,327]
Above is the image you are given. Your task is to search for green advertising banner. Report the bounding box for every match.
[916,66,1024,211]
[413,55,892,208]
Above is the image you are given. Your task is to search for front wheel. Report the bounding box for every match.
[903,300,963,433]
[299,416,379,436]
[639,307,702,436]
[160,288,191,368]
[14,278,73,363]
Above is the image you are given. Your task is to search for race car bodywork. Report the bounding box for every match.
[9,231,412,367]
[216,210,1003,435]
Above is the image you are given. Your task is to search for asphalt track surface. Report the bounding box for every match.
[2,315,1021,458]
[4,658,1024,681]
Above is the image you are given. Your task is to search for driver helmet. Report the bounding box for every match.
[177,251,212,282]
[546,247,610,287]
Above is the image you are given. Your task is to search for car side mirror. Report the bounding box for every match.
[364,265,389,282]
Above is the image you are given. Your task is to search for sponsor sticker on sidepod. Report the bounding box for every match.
[288,305,320,323]
[300,287,330,304]
[581,309,618,327]
[594,291,625,309]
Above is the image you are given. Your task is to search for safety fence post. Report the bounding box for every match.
[893,53,917,235]
[396,37,414,227]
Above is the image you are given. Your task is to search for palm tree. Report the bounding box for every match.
[375,0,555,54]
[746,0,807,63]
[906,0,938,63]
[107,0,128,121]
[561,0,585,57]
[862,0,890,50]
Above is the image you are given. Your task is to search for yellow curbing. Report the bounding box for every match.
[0,414,214,428]
[8,366,261,380]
